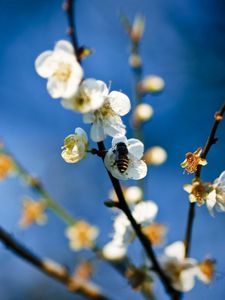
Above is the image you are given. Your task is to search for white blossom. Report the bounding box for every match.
[61,127,88,163]
[102,240,127,261]
[132,201,158,226]
[104,136,147,180]
[161,241,209,292]
[103,200,158,259]
[61,78,107,113]
[211,170,225,213]
[124,186,143,204]
[183,171,225,216]
[82,82,131,141]
[35,40,83,99]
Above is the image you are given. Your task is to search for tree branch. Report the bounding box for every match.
[0,225,112,300]
[184,101,225,257]
[97,141,180,300]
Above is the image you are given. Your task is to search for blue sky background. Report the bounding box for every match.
[0,0,225,299]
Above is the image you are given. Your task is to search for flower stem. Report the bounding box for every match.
[184,101,225,257]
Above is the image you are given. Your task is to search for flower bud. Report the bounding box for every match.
[133,103,153,126]
[0,153,15,180]
[131,15,145,42]
[129,54,142,68]
[124,186,143,204]
[139,75,165,94]
[143,146,167,165]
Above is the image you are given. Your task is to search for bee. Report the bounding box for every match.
[114,142,129,173]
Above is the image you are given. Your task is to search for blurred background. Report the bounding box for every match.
[0,0,225,299]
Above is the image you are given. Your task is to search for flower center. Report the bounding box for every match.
[53,62,72,81]
[94,101,114,120]
[185,152,201,173]
[74,90,92,110]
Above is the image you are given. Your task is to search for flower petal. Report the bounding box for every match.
[75,127,88,141]
[189,194,197,203]
[215,170,225,191]
[126,158,147,180]
[47,77,66,99]
[180,159,187,168]
[83,112,95,124]
[112,136,128,148]
[108,91,131,116]
[35,51,55,78]
[132,201,158,225]
[104,116,126,138]
[183,184,192,193]
[165,241,185,261]
[199,158,207,166]
[176,268,196,292]
[90,121,105,142]
[206,190,216,216]
[194,147,202,156]
[102,241,127,261]
[82,78,109,97]
[62,63,83,98]
[127,138,144,159]
[54,40,74,55]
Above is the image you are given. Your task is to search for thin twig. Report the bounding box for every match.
[0,225,112,300]
[63,0,80,59]
[184,101,225,257]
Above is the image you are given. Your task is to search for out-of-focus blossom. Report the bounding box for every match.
[104,136,147,180]
[19,198,47,228]
[184,173,225,216]
[138,75,165,94]
[132,201,158,226]
[197,258,215,284]
[142,223,167,246]
[65,220,98,251]
[68,261,100,294]
[211,170,225,213]
[61,127,88,163]
[125,266,149,290]
[143,146,167,165]
[129,54,142,68]
[131,15,145,42]
[183,180,213,205]
[161,241,213,292]
[133,103,153,126]
[83,86,131,142]
[180,147,207,174]
[61,79,106,113]
[102,240,127,261]
[109,185,143,204]
[0,153,15,180]
[124,186,143,204]
[35,40,83,98]
[104,201,158,259]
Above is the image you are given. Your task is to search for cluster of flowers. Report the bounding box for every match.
[35,39,149,251]
[181,148,225,215]
[35,40,147,180]
[103,185,215,292]
[103,186,163,260]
